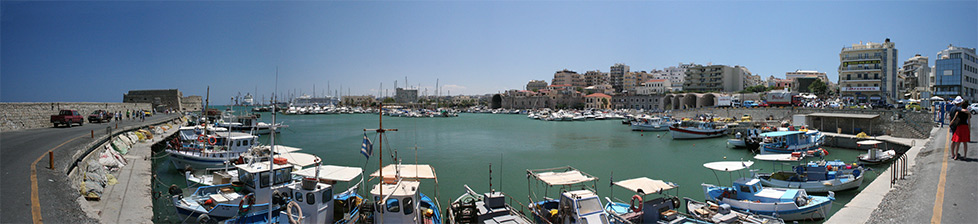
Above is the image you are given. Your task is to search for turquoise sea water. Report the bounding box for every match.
[152,106,887,223]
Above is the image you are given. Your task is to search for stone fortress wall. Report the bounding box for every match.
[0,102,152,132]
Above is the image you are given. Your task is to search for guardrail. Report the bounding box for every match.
[890,152,909,187]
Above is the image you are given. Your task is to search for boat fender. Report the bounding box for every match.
[168,184,182,198]
[208,136,217,145]
[203,199,214,205]
[197,214,210,223]
[287,200,303,224]
[424,208,434,217]
[671,196,680,209]
[239,193,255,215]
[198,135,206,143]
[630,194,643,212]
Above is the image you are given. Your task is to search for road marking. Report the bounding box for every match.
[931,133,950,224]
[31,135,85,224]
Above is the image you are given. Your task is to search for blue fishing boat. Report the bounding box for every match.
[700,161,835,221]
[603,177,709,224]
[758,131,824,154]
[755,160,865,193]
[527,166,611,224]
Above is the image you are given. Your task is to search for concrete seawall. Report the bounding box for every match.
[667,107,933,139]
[1,102,153,132]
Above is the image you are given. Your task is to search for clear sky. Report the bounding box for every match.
[2,1,976,103]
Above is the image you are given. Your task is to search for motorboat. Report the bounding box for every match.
[172,162,296,222]
[700,161,834,221]
[856,140,896,164]
[727,129,761,150]
[669,121,728,139]
[683,197,784,224]
[755,160,865,193]
[363,164,442,224]
[446,185,533,224]
[758,131,825,154]
[603,177,707,224]
[166,131,260,171]
[630,116,676,132]
[526,166,611,224]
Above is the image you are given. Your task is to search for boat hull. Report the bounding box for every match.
[631,124,670,131]
[167,149,241,171]
[727,139,747,148]
[757,174,863,193]
[669,127,727,139]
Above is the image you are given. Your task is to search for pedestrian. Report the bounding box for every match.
[949,96,970,160]
[141,110,145,122]
[126,110,130,120]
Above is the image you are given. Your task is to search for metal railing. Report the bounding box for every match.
[890,152,909,187]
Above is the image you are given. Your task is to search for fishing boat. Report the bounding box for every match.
[445,185,533,224]
[683,197,784,224]
[171,162,296,222]
[215,113,284,135]
[603,177,708,224]
[856,140,896,164]
[166,131,260,171]
[669,121,728,139]
[630,116,677,132]
[758,131,824,154]
[727,129,761,149]
[526,166,611,224]
[362,164,442,224]
[700,161,834,221]
[755,160,865,193]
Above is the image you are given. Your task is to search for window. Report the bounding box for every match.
[307,192,316,205]
[945,70,954,76]
[295,192,303,202]
[239,172,255,188]
[274,169,290,185]
[260,172,270,188]
[322,188,333,203]
[402,197,414,215]
[386,198,400,213]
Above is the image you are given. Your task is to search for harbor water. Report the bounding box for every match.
[152,107,888,223]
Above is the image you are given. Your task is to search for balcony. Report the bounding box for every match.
[841,55,882,61]
[839,67,881,72]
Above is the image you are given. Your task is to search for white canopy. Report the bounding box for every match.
[370,164,437,179]
[754,154,803,162]
[257,145,302,153]
[294,165,362,182]
[857,140,883,145]
[930,96,945,101]
[370,181,420,197]
[613,177,676,194]
[703,161,754,172]
[531,169,597,186]
[275,152,319,167]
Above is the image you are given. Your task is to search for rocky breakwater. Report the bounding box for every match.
[0,102,152,131]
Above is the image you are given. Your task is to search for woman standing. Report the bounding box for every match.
[950,97,970,160]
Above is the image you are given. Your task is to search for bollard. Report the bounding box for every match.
[48,151,53,170]
[91,130,94,138]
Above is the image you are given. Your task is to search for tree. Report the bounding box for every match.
[808,79,828,95]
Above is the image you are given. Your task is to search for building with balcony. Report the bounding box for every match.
[933,44,978,101]
[786,70,831,84]
[899,54,931,99]
[551,69,585,89]
[837,39,898,103]
[584,70,609,87]
[610,63,630,93]
[526,80,548,91]
[635,79,669,95]
[682,64,751,92]
[652,63,697,92]
[584,93,612,109]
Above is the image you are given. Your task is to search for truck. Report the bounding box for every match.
[51,109,84,127]
[765,91,801,106]
[716,95,733,107]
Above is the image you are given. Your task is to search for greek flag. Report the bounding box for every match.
[361,134,373,158]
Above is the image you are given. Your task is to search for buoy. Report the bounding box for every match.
[723,156,727,159]
[641,134,644,136]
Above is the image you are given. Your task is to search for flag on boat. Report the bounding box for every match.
[361,134,373,158]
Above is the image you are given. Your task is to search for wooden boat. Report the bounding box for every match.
[603,177,708,224]
[755,160,865,193]
[758,130,824,154]
[683,197,784,224]
[856,140,896,164]
[526,166,611,224]
[446,185,532,224]
[669,121,728,139]
[700,161,835,221]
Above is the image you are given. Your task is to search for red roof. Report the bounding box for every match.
[585,93,612,98]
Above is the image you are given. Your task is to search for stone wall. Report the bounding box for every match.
[666,107,933,139]
[0,102,152,132]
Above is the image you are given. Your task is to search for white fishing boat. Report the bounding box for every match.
[758,130,824,154]
[630,116,676,132]
[700,161,834,221]
[526,166,611,224]
[603,177,707,224]
[669,121,728,139]
[856,140,896,164]
[167,131,259,171]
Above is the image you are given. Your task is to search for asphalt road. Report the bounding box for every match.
[0,114,179,223]
[867,113,978,224]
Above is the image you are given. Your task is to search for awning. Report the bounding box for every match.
[613,177,676,194]
[294,165,362,182]
[275,152,319,167]
[370,164,437,179]
[703,161,753,172]
[528,167,598,186]
[806,113,879,119]
[370,180,420,197]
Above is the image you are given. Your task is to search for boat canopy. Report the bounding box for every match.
[759,131,805,137]
[294,165,363,182]
[857,140,883,145]
[613,177,676,195]
[527,166,597,186]
[370,164,437,179]
[258,145,303,153]
[753,154,803,161]
[275,152,320,167]
[703,161,754,172]
[235,162,293,174]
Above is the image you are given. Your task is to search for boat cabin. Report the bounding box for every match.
[214,132,259,152]
[235,163,295,205]
[559,190,610,224]
[276,181,335,224]
[371,181,424,223]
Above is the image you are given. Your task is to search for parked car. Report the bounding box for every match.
[969,103,978,114]
[88,110,113,123]
[51,109,83,127]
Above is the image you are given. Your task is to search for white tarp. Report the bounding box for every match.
[703,161,753,172]
[754,154,802,162]
[295,165,362,182]
[857,140,883,145]
[613,177,676,194]
[369,164,437,179]
[533,170,597,186]
[276,152,319,168]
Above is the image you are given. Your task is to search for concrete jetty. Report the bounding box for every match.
[80,125,179,223]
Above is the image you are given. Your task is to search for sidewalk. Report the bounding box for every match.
[83,125,179,223]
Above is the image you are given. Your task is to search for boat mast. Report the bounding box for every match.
[268,67,278,222]
[364,103,397,223]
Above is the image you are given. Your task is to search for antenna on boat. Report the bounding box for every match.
[268,67,278,223]
[489,163,492,193]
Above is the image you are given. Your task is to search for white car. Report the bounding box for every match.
[969,103,978,114]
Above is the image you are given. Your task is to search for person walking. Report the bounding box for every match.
[950,96,970,160]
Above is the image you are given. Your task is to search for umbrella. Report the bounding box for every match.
[930,96,944,101]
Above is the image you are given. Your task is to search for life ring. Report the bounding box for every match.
[208,136,217,145]
[630,194,643,213]
[239,193,255,215]
[197,134,206,143]
[720,190,731,199]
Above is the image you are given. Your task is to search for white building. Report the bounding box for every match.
[933,44,978,101]
[837,39,898,103]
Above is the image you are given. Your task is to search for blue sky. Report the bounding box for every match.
[2,1,976,103]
